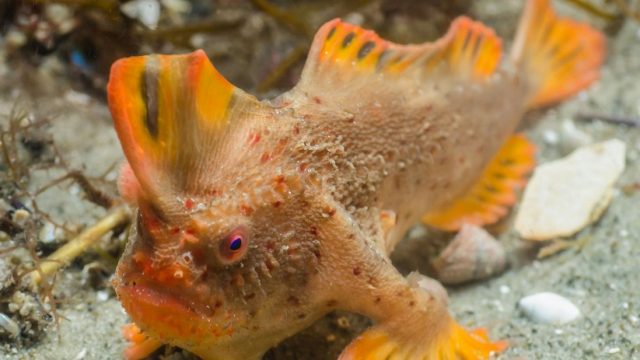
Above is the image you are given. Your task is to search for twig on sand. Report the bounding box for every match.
[537,235,591,259]
[575,111,640,127]
[612,0,640,22]
[31,206,131,285]
[563,0,618,21]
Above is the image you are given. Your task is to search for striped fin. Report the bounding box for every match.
[107,50,253,205]
[299,16,502,84]
[511,0,606,108]
[422,134,536,232]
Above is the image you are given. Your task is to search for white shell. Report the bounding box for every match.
[518,292,581,325]
[515,139,626,241]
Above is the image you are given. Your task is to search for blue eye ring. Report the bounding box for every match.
[218,226,249,264]
[229,237,243,251]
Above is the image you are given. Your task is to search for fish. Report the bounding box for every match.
[107,0,605,359]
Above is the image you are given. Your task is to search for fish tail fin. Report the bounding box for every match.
[510,0,606,108]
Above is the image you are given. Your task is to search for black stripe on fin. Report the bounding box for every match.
[143,56,160,138]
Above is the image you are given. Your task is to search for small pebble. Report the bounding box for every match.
[518,292,581,325]
[161,0,191,13]
[542,129,559,145]
[39,222,57,243]
[12,209,30,226]
[96,291,109,302]
[121,0,161,29]
[605,347,620,354]
[559,119,592,153]
[499,285,511,294]
[5,30,27,48]
[74,348,87,360]
[0,313,20,338]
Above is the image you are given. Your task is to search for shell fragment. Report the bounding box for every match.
[431,224,506,285]
[515,139,626,241]
[518,292,581,325]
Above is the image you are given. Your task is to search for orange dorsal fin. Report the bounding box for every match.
[296,16,502,89]
[422,134,536,232]
[108,50,259,206]
[511,0,606,108]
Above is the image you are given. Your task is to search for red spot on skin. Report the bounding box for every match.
[298,163,308,172]
[184,198,195,210]
[353,267,362,276]
[204,189,221,197]
[312,96,322,104]
[324,206,336,217]
[310,226,318,236]
[240,204,254,216]
[272,201,282,208]
[247,132,261,145]
[273,175,288,194]
[260,152,271,163]
[292,126,300,135]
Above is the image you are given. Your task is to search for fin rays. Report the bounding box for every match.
[301,16,503,85]
[108,50,242,206]
[422,134,536,231]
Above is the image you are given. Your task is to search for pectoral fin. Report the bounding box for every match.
[422,134,536,231]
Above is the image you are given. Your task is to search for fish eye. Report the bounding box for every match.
[218,226,248,264]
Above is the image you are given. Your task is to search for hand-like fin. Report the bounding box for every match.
[422,134,536,231]
[339,320,507,360]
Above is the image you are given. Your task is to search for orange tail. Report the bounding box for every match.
[510,0,606,108]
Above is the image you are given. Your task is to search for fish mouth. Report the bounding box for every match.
[114,281,235,345]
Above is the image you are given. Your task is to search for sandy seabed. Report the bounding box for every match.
[1,0,640,359]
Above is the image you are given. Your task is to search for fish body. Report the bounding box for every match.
[108,0,604,359]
